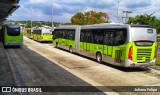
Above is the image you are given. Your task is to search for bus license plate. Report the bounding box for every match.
[140,65,146,68]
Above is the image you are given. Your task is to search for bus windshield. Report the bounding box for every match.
[130,27,157,42]
[42,29,52,34]
[7,26,20,36]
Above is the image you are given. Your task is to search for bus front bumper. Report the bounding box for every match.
[125,59,156,68]
[4,42,23,46]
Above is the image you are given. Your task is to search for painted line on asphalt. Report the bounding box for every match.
[5,49,30,95]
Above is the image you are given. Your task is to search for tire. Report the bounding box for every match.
[96,53,102,63]
[69,46,73,53]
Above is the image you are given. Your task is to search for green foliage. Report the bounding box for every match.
[128,14,160,34]
[3,20,61,28]
[156,55,160,65]
[25,21,61,28]
[71,11,109,25]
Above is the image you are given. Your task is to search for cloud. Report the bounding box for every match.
[8,0,160,23]
[122,0,151,9]
[26,0,52,5]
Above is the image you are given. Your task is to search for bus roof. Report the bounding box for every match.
[130,24,155,28]
[32,28,41,30]
[5,24,20,28]
[32,28,51,31]
[55,25,79,30]
[55,23,155,30]
[81,23,129,29]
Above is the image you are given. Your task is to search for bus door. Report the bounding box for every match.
[61,30,67,46]
[83,31,91,51]
[103,31,114,56]
[68,30,75,46]
[59,30,63,44]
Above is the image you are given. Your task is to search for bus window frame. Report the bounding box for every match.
[103,29,127,46]
[6,26,21,36]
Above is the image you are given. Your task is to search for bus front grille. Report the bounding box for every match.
[136,48,152,61]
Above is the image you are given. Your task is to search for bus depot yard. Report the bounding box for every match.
[0,24,160,95]
[0,36,160,95]
[0,1,160,95]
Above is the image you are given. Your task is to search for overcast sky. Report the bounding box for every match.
[8,0,160,23]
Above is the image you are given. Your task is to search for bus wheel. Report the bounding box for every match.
[69,46,73,53]
[96,53,102,63]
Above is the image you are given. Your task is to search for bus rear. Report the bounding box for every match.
[40,28,52,42]
[125,25,157,67]
[4,25,23,47]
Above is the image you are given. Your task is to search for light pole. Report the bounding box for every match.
[52,0,54,30]
[30,7,33,29]
[31,20,32,28]
[117,0,120,22]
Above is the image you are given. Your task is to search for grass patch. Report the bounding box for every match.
[156,55,160,66]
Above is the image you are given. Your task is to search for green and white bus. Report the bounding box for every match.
[52,23,158,68]
[32,27,53,42]
[1,24,23,47]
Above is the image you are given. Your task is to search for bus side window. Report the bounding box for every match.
[62,30,66,39]
[58,30,61,38]
[56,30,59,38]
[65,30,68,39]
[59,30,63,38]
[104,31,109,45]
[90,31,94,43]
[73,30,75,40]
[54,30,57,38]
[66,30,69,39]
[109,32,114,45]
[104,31,114,46]
[67,30,70,40]
[69,30,75,40]
[38,30,41,35]
[86,30,92,43]
[68,30,71,40]
[93,29,103,44]
[80,30,85,42]
[114,29,127,46]
[57,30,60,38]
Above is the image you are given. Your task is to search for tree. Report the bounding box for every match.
[25,21,61,28]
[128,14,160,34]
[71,11,109,25]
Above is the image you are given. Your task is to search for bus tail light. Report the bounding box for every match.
[154,46,157,59]
[128,46,133,60]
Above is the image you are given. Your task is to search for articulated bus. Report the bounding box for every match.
[1,24,23,47]
[52,23,158,68]
[32,27,53,42]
